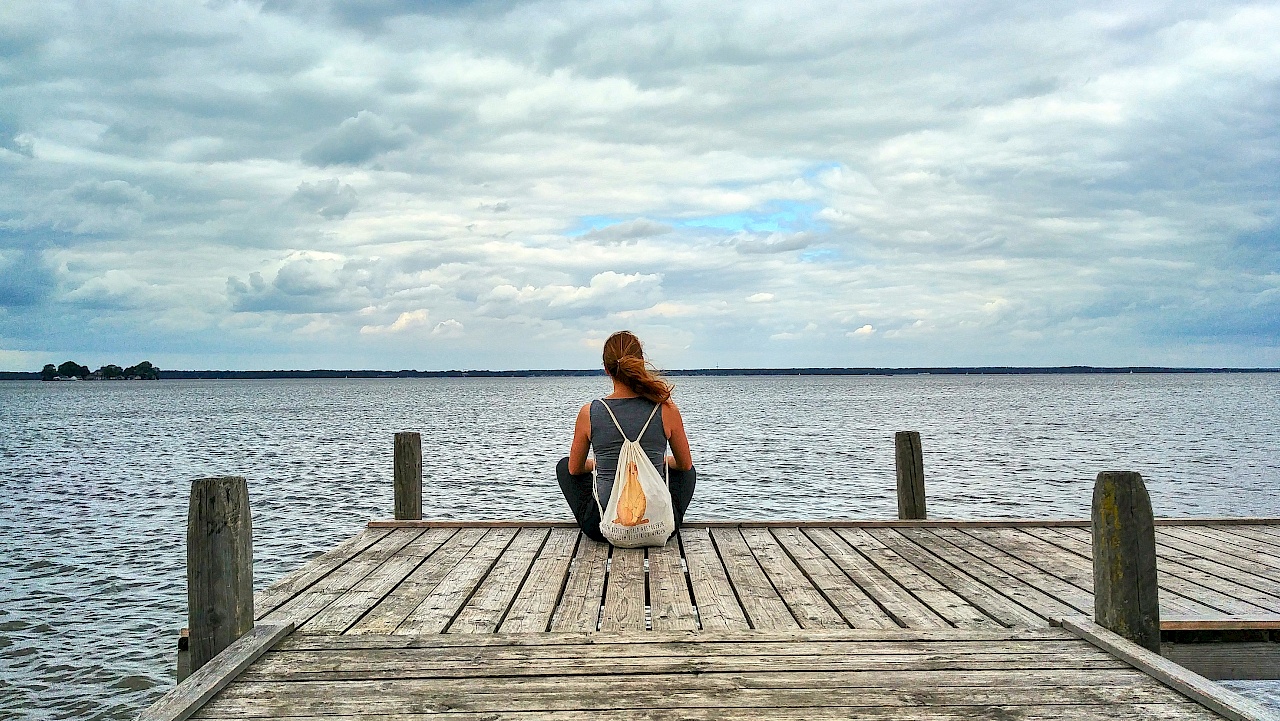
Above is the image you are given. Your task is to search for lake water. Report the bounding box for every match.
[2,374,1279,719]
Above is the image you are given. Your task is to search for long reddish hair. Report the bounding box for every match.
[602,330,672,404]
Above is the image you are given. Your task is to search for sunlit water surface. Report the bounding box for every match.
[1,374,1278,719]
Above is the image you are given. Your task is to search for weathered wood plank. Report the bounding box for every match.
[970,527,1098,592]
[138,623,293,721]
[869,528,1046,628]
[1149,558,1280,615]
[1167,526,1280,569]
[1018,522,1249,622]
[929,527,1094,615]
[208,668,1163,700]
[804,527,948,629]
[1028,526,1221,617]
[549,537,610,631]
[448,527,550,634]
[193,705,1224,721]
[741,527,846,629]
[1212,522,1280,538]
[395,527,518,634]
[299,528,454,635]
[709,527,799,630]
[345,528,486,635]
[1158,527,1280,590]
[679,528,749,631]
[647,538,698,631]
[837,527,995,629]
[1098,527,1280,614]
[1061,616,1274,721]
[1155,531,1280,605]
[260,529,426,627]
[1053,526,1259,617]
[199,680,1197,716]
[241,647,1130,682]
[1185,525,1280,568]
[905,527,1078,621]
[276,627,1078,654]
[499,528,580,633]
[251,637,1111,667]
[1162,616,1280,631]
[1200,525,1280,565]
[771,527,899,630]
[599,547,646,631]
[253,528,391,620]
[1163,641,1280,681]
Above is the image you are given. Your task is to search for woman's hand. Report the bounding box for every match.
[584,458,596,473]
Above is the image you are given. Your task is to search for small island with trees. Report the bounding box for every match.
[41,360,161,381]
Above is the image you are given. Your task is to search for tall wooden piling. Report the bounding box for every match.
[1092,470,1161,653]
[895,431,926,520]
[394,432,422,521]
[187,476,253,672]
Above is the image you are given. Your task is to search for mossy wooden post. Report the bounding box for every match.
[394,432,422,520]
[1092,470,1161,653]
[895,431,926,520]
[187,476,253,673]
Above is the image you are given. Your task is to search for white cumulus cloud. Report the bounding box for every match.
[360,309,430,335]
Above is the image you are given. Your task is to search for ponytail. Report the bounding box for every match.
[602,330,672,404]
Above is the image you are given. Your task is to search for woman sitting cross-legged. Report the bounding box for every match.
[556,330,695,544]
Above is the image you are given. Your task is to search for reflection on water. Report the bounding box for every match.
[1,374,1278,719]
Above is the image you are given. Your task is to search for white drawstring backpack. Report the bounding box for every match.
[593,400,676,548]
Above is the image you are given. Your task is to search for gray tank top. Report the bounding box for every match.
[590,397,667,505]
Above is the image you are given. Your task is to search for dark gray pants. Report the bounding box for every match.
[556,456,695,543]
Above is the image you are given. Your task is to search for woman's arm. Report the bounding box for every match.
[662,400,693,471]
[567,402,595,475]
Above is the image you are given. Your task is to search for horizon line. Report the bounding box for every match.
[6,364,1280,379]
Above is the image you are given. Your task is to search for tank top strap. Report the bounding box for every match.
[597,398,660,442]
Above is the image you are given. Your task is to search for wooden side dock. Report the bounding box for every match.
[143,519,1280,721]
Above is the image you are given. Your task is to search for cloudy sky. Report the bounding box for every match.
[1,1,1277,371]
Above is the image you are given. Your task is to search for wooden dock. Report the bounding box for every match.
[143,519,1280,720]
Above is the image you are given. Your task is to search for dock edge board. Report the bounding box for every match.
[136,622,294,721]
[1057,616,1279,721]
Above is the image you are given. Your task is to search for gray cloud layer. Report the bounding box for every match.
[0,0,1277,370]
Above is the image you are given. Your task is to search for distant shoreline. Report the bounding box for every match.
[2,365,1278,381]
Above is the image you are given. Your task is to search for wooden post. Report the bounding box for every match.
[176,628,190,682]
[1092,470,1161,653]
[895,431,926,520]
[394,431,422,520]
[187,476,253,673]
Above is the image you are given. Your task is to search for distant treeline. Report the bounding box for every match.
[1,365,1276,381]
[35,360,160,381]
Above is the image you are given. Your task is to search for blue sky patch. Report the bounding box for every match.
[799,247,843,263]
[568,200,827,237]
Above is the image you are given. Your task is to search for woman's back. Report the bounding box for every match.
[557,329,695,544]
[589,397,666,504]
